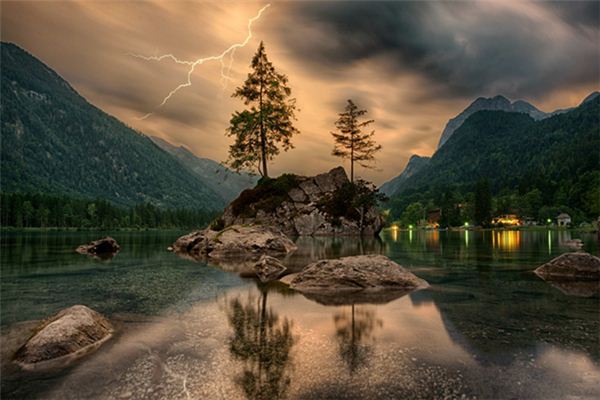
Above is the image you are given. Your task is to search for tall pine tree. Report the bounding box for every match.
[226,42,299,177]
[331,100,381,182]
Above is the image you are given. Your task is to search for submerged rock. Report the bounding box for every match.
[219,166,384,236]
[254,255,287,282]
[172,225,297,261]
[288,255,428,304]
[534,252,600,297]
[14,305,113,370]
[534,252,600,280]
[76,237,120,257]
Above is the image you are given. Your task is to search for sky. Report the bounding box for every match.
[2,0,599,184]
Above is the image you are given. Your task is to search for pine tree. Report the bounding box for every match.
[331,100,381,182]
[226,42,299,177]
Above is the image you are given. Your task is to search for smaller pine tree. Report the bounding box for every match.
[331,100,381,182]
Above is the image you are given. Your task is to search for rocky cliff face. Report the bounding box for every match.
[218,167,384,236]
[379,155,430,196]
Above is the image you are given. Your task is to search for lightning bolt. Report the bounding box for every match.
[130,4,271,120]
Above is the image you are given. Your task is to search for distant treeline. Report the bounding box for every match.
[0,193,218,229]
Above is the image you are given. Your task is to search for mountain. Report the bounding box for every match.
[0,42,224,210]
[379,155,430,196]
[150,136,257,203]
[389,95,600,219]
[437,95,548,148]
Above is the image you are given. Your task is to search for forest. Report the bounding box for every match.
[0,192,218,229]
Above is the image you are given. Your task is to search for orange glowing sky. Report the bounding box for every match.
[1,1,598,184]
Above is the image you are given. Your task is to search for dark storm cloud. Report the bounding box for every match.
[277,1,599,99]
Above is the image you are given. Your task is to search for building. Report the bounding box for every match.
[556,213,571,227]
[427,208,441,224]
[492,214,522,227]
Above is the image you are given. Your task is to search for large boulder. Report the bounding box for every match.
[76,237,120,257]
[14,305,113,370]
[219,167,384,236]
[288,255,428,304]
[534,252,600,280]
[172,225,297,261]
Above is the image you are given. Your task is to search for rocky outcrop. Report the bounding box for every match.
[14,305,113,370]
[76,237,120,257]
[287,255,428,304]
[172,225,297,261]
[534,252,600,280]
[219,167,384,236]
[254,255,287,282]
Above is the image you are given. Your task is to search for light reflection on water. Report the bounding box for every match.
[1,229,599,399]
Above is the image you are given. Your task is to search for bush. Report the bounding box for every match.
[319,180,386,223]
[230,174,300,217]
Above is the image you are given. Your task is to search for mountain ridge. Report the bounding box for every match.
[382,91,599,197]
[149,136,257,203]
[0,42,225,210]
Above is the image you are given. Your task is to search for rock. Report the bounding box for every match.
[215,166,384,236]
[279,273,299,286]
[293,210,328,236]
[76,237,120,257]
[561,239,584,250]
[298,179,322,202]
[541,280,600,298]
[254,255,287,282]
[289,255,428,304]
[288,187,307,203]
[534,252,600,280]
[172,225,297,261]
[14,305,113,370]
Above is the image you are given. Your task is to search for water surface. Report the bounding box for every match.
[1,229,598,399]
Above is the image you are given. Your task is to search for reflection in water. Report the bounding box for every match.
[333,305,383,374]
[464,229,470,247]
[391,226,398,242]
[492,230,521,251]
[548,230,552,254]
[227,287,295,400]
[425,230,439,248]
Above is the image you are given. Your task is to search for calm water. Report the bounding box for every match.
[1,229,598,399]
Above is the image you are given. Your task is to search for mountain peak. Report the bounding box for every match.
[581,91,600,105]
[437,95,547,149]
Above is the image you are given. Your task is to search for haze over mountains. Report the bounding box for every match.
[0,42,254,210]
[150,136,257,204]
[381,92,600,197]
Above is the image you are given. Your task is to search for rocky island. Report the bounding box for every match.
[216,167,384,237]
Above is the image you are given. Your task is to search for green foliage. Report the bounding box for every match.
[0,43,223,210]
[331,100,381,182]
[230,174,300,217]
[399,202,425,227]
[319,180,386,226]
[389,97,600,225]
[226,42,299,177]
[1,192,216,229]
[474,179,492,226]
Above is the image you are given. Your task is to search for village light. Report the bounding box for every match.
[408,224,414,230]
[547,218,552,224]
[464,222,469,227]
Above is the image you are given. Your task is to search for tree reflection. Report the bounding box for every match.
[333,304,382,374]
[227,287,295,399]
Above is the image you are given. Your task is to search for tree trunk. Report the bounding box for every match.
[259,72,268,178]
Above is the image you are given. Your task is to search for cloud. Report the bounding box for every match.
[1,1,598,185]
[276,1,599,99]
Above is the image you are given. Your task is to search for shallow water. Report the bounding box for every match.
[1,229,599,399]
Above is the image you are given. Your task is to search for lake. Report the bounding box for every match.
[1,229,599,399]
